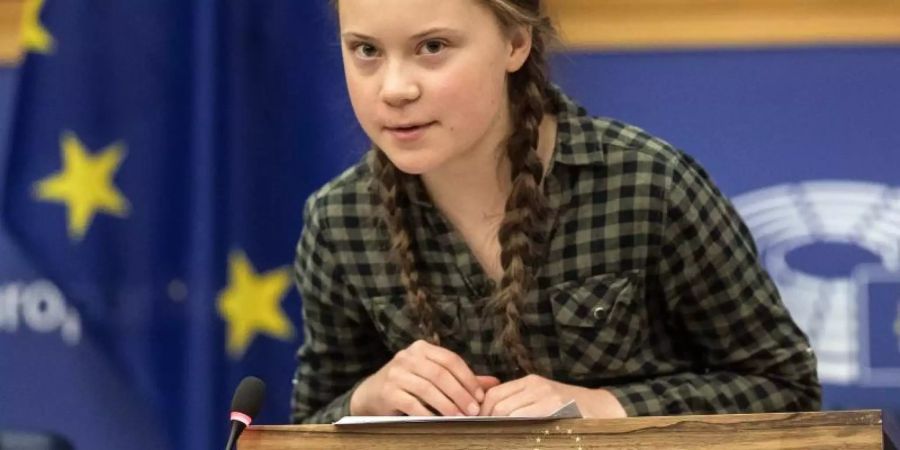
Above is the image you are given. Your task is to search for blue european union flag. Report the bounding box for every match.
[0,2,363,449]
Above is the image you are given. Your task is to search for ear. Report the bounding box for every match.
[505,25,533,73]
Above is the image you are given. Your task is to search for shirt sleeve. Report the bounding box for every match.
[290,194,391,424]
[605,150,821,416]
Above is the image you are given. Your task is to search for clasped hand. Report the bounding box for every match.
[350,340,627,418]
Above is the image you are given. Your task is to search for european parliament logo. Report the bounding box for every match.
[733,181,900,387]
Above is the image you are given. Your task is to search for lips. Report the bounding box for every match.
[386,121,434,131]
[384,121,436,142]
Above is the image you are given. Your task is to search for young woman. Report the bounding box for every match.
[291,0,820,423]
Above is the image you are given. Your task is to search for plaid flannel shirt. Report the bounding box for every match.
[290,87,821,424]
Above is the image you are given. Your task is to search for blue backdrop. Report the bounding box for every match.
[1,2,898,449]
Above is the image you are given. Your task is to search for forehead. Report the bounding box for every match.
[337,0,498,35]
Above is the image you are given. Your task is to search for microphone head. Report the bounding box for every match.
[230,376,266,419]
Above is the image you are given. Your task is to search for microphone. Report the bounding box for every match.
[225,376,266,450]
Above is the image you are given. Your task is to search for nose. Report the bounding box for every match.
[380,59,420,107]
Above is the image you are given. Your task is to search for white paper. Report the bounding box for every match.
[333,399,582,425]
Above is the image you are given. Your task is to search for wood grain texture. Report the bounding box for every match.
[240,410,883,449]
[545,0,900,49]
[0,0,23,65]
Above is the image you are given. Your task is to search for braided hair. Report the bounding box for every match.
[366,0,557,373]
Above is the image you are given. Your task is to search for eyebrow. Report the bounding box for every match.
[341,27,462,42]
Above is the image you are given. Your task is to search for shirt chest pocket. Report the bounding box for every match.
[367,295,463,354]
[550,270,646,379]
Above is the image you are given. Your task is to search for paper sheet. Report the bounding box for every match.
[333,399,582,425]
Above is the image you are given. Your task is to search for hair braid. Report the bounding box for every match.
[490,9,554,374]
[356,0,557,372]
[371,149,441,344]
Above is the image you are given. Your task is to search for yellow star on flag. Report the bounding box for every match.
[33,131,131,241]
[21,0,55,54]
[218,251,295,359]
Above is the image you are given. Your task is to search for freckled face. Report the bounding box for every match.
[338,0,519,175]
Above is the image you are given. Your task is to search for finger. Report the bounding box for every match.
[479,380,526,416]
[396,370,464,416]
[408,358,479,415]
[491,391,537,417]
[392,390,435,417]
[414,342,484,401]
[477,375,501,391]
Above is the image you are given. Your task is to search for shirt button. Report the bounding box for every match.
[592,305,605,319]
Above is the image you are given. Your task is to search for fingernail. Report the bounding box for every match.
[468,403,480,416]
[476,388,485,402]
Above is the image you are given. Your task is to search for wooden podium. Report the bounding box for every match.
[240,410,887,449]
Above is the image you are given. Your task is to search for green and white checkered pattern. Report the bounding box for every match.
[290,87,820,424]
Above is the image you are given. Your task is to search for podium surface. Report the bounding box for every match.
[241,410,884,449]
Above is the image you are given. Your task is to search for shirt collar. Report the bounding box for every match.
[548,84,606,167]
